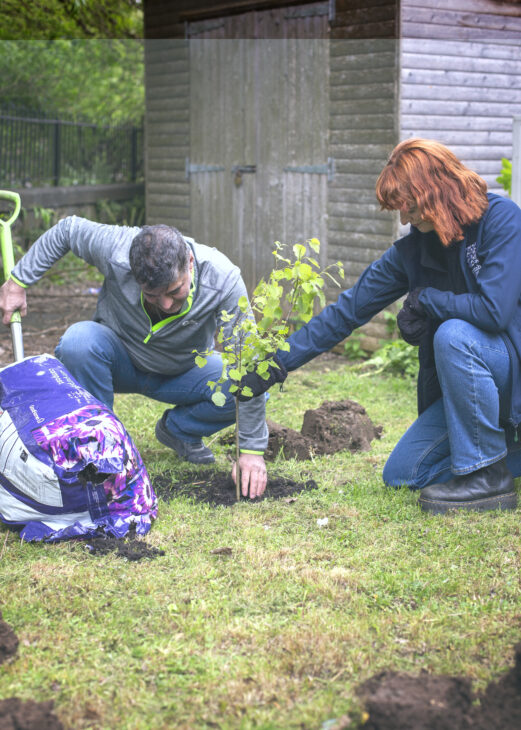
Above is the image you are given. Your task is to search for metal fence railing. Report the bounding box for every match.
[0,107,144,188]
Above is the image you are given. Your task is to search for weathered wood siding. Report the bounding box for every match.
[144,39,190,230]
[143,0,324,38]
[329,1,399,343]
[401,0,521,193]
[145,1,331,294]
[187,5,329,289]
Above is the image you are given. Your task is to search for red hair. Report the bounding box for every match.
[375,138,489,246]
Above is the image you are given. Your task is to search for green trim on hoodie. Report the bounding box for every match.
[142,274,195,344]
[10,273,27,288]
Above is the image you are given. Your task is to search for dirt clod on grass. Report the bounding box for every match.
[153,469,318,506]
[0,698,63,730]
[265,399,382,460]
[358,641,521,729]
[81,535,165,561]
[0,613,18,664]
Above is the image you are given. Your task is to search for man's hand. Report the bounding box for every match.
[232,453,267,499]
[237,354,288,401]
[0,278,27,326]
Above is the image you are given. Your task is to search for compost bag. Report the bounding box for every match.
[0,354,157,541]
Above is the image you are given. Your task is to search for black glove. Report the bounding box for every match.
[237,353,288,401]
[397,288,428,346]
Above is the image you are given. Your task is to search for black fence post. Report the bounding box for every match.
[53,121,61,186]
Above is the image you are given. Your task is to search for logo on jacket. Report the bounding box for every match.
[466,242,481,279]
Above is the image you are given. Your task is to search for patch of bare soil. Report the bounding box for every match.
[80,534,165,561]
[153,469,318,506]
[265,399,382,460]
[0,282,98,367]
[0,617,62,730]
[0,698,63,730]
[358,642,521,730]
[0,613,18,664]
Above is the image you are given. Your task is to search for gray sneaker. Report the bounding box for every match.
[155,411,215,464]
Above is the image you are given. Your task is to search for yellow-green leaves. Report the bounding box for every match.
[211,391,227,407]
[197,237,343,408]
[292,243,307,260]
[238,295,249,313]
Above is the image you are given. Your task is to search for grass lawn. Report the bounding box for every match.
[1,358,520,729]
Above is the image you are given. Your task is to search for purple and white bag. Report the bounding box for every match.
[0,354,157,542]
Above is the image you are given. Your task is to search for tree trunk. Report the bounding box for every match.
[235,397,241,501]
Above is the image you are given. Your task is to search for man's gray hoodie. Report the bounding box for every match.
[12,216,268,452]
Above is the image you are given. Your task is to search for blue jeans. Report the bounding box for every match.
[383,319,521,489]
[55,321,236,443]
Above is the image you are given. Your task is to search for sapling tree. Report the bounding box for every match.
[195,238,344,499]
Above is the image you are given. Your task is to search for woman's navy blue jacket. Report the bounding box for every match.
[278,193,521,428]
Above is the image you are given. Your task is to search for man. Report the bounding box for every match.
[0,218,268,498]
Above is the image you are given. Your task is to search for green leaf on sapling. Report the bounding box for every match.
[308,238,320,253]
[212,391,227,407]
[296,263,313,281]
[195,355,207,368]
[293,243,306,260]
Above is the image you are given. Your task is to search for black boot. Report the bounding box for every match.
[418,459,517,514]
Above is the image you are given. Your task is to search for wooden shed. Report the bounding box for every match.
[143,0,521,343]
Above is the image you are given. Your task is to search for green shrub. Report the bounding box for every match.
[362,338,418,379]
[496,158,512,195]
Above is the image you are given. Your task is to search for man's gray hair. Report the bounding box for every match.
[129,225,190,290]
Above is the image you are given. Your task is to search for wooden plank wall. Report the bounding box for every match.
[401,0,521,193]
[144,39,190,228]
[186,16,330,293]
[329,0,400,344]
[144,1,293,231]
[143,0,324,38]
[143,0,329,233]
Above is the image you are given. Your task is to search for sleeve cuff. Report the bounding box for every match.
[10,274,27,288]
[240,449,265,455]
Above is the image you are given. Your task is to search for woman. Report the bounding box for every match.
[240,138,521,513]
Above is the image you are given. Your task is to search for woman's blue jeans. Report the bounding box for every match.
[55,321,236,443]
[383,318,521,489]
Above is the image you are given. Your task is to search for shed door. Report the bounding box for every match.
[187,3,330,292]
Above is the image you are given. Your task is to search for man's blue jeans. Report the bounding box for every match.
[55,321,236,444]
[383,319,521,489]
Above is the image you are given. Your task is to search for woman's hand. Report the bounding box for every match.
[237,354,288,401]
[397,288,428,345]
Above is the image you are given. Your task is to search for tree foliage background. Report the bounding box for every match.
[0,1,144,125]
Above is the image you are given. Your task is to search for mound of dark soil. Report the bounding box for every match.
[0,613,18,664]
[153,469,317,506]
[358,641,521,730]
[358,671,473,730]
[264,399,382,461]
[0,698,63,730]
[81,535,165,561]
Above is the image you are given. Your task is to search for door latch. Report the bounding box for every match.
[231,165,257,187]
